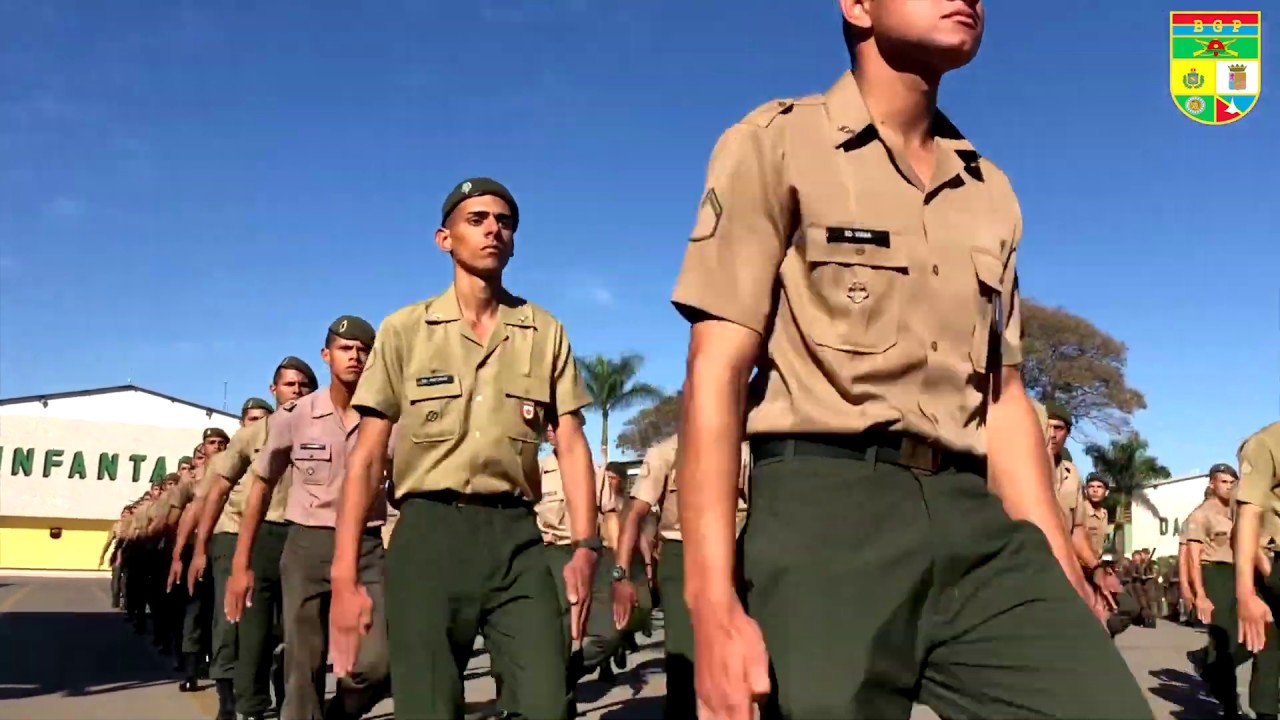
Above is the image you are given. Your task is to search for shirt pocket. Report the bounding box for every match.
[969,246,1006,373]
[292,442,332,486]
[804,228,908,354]
[405,374,464,444]
[504,375,551,444]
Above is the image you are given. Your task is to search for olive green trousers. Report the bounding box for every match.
[234,521,288,716]
[386,497,569,720]
[208,532,238,681]
[1200,561,1280,716]
[744,448,1152,719]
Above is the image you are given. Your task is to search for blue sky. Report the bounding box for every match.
[1,1,1275,476]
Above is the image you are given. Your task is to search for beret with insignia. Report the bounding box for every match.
[241,397,274,415]
[275,355,319,390]
[328,315,376,348]
[203,427,230,442]
[441,177,519,230]
[1209,463,1239,479]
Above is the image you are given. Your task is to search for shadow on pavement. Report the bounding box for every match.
[1148,668,1221,720]
[0,611,176,701]
[596,695,663,719]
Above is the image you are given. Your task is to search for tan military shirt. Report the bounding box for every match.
[1054,457,1086,532]
[1236,421,1280,517]
[1082,503,1109,557]
[536,455,573,545]
[1185,499,1235,564]
[253,387,388,528]
[671,72,1022,457]
[629,436,750,542]
[207,420,289,526]
[351,286,593,500]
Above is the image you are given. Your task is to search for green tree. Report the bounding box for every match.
[616,391,682,455]
[1083,433,1171,555]
[1022,300,1147,436]
[576,352,664,465]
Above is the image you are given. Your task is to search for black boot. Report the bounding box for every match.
[214,679,236,720]
[178,654,199,692]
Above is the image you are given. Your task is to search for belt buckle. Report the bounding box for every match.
[898,437,941,472]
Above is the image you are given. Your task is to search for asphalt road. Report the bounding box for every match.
[0,575,1245,719]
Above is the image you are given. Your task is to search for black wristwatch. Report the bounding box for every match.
[610,564,628,582]
[571,537,603,554]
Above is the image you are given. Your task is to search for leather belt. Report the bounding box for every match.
[750,432,985,476]
[412,489,532,510]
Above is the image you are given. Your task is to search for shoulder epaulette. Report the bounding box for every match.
[281,400,298,412]
[739,98,796,129]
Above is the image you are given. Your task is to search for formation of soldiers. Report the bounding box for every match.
[83,3,1280,720]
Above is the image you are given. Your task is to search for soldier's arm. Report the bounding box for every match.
[1185,514,1209,600]
[335,320,403,584]
[616,449,667,573]
[548,322,597,545]
[1237,436,1278,597]
[674,120,791,611]
[98,527,117,566]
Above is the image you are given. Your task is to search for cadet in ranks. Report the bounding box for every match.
[328,178,599,720]
[199,358,316,720]
[1234,422,1280,720]
[172,430,229,690]
[228,317,389,720]
[99,509,129,608]
[611,434,748,718]
[668,2,1149,717]
[1186,463,1280,719]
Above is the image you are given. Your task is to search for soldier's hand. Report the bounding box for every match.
[225,566,255,623]
[1091,566,1121,611]
[187,552,208,595]
[166,556,184,593]
[1239,591,1273,653]
[1195,595,1215,626]
[692,596,770,720]
[329,581,373,678]
[612,578,638,630]
[564,548,597,643]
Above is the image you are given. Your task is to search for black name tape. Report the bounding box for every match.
[826,227,890,247]
[416,374,455,387]
[298,443,326,451]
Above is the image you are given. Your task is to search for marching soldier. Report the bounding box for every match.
[611,434,749,718]
[1234,422,1280,720]
[227,318,390,720]
[1187,463,1280,719]
[198,358,316,720]
[667,1,1150,717]
[327,177,600,720]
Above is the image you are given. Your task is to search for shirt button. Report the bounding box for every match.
[932,265,940,276]
[476,395,483,401]
[475,431,481,438]
[854,247,866,256]
[930,341,939,351]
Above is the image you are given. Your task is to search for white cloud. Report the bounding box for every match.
[588,286,614,306]
[42,196,84,218]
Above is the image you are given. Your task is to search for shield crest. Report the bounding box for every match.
[1170,11,1262,125]
[521,400,535,421]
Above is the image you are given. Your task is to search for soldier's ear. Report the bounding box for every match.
[435,227,452,254]
[320,347,332,366]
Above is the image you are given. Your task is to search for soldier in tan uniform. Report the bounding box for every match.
[1233,423,1280,720]
[667,3,1149,718]
[99,510,129,608]
[198,358,315,720]
[328,178,599,720]
[225,318,389,720]
[612,434,748,718]
[1186,463,1280,718]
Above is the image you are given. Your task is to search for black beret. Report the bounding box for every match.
[241,397,273,415]
[441,177,519,230]
[1045,402,1073,428]
[1085,472,1110,487]
[202,427,230,442]
[1209,463,1239,479]
[276,355,319,390]
[328,315,376,348]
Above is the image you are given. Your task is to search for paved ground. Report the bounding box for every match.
[0,575,1242,719]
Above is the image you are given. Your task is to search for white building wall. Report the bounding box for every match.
[0,388,239,521]
[1129,474,1210,559]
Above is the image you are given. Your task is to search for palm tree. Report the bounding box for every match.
[576,353,664,465]
[1083,433,1171,556]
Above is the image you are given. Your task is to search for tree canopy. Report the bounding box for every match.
[575,352,664,464]
[1021,299,1146,435]
[616,391,681,455]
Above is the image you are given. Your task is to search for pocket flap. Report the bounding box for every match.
[806,228,908,269]
[504,375,551,404]
[407,374,463,403]
[293,442,331,462]
[970,247,1005,289]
